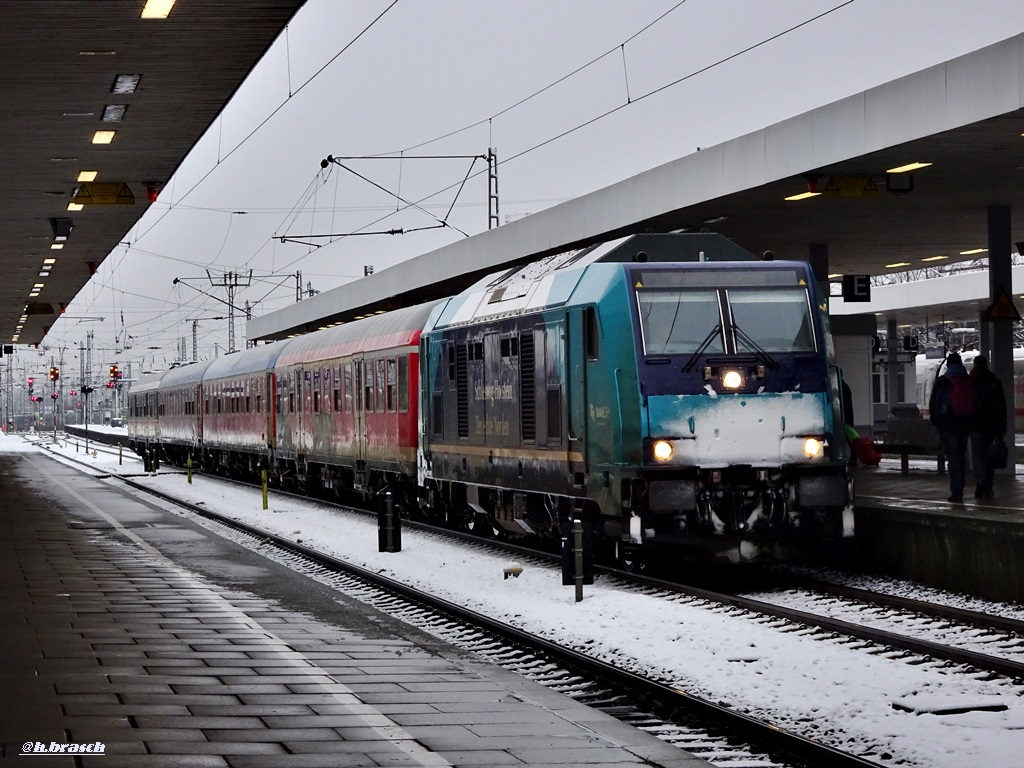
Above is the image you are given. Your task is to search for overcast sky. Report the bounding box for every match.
[44,0,1024,377]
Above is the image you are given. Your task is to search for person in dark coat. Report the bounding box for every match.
[928,352,972,502]
[969,354,1007,499]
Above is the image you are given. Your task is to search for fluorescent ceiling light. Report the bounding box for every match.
[921,255,948,262]
[141,0,176,18]
[67,203,84,212]
[92,130,116,144]
[77,171,98,182]
[50,243,64,250]
[38,271,49,277]
[827,273,842,279]
[886,162,932,174]
[28,293,39,297]
[959,248,987,255]
[885,262,911,268]
[111,74,141,94]
[784,191,821,201]
[78,51,116,56]
[43,259,56,265]
[34,284,44,289]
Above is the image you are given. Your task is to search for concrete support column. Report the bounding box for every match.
[987,205,1014,471]
[808,243,829,308]
[978,309,991,361]
[887,316,900,412]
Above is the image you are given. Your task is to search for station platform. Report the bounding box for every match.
[0,448,705,767]
[852,457,1024,602]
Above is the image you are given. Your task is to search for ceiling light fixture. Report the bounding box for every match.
[921,255,948,262]
[43,259,56,265]
[77,171,98,182]
[959,248,988,255]
[141,0,176,19]
[885,262,911,268]
[50,244,64,250]
[67,203,83,212]
[92,130,116,144]
[886,162,932,173]
[785,191,821,201]
[110,74,141,94]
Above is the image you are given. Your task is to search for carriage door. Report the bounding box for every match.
[294,368,305,452]
[266,373,276,449]
[354,358,367,487]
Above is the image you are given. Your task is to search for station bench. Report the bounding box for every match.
[877,417,945,475]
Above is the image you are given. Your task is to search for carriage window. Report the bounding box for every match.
[728,288,815,353]
[246,396,251,413]
[313,390,320,413]
[256,395,261,414]
[376,359,386,413]
[344,363,353,413]
[398,356,409,412]
[386,358,397,412]
[289,393,295,412]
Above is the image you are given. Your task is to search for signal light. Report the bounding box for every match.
[50,392,58,399]
[109,364,119,380]
[49,366,60,381]
[27,377,34,385]
[106,380,115,389]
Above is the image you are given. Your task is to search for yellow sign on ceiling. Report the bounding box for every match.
[73,182,135,205]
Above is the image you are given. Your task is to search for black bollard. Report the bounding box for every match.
[377,491,402,552]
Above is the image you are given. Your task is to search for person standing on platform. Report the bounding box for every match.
[969,354,1007,499]
[928,352,975,503]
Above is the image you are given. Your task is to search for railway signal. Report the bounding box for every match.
[109,364,119,380]
[49,366,59,381]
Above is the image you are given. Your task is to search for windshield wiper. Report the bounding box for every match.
[732,325,779,370]
[682,324,722,372]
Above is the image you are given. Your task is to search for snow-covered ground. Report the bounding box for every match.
[5,431,1023,768]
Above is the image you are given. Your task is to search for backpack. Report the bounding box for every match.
[949,376,975,418]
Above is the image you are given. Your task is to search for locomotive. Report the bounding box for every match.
[129,233,854,565]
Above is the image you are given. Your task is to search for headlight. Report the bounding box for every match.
[653,440,674,461]
[722,369,744,389]
[803,437,824,458]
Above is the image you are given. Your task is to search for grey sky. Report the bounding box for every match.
[49,0,1024,374]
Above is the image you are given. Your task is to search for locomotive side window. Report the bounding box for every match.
[728,288,816,353]
[637,290,723,355]
[585,306,599,360]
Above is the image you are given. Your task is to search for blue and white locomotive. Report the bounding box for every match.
[418,233,853,564]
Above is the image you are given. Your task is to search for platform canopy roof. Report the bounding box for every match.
[1,0,307,347]
[250,31,1024,340]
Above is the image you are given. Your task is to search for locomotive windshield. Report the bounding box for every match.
[729,288,815,353]
[636,278,815,356]
[638,290,724,355]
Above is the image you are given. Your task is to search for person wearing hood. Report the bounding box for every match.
[928,352,976,503]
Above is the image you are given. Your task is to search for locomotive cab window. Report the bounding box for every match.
[728,288,816,353]
[638,289,723,355]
